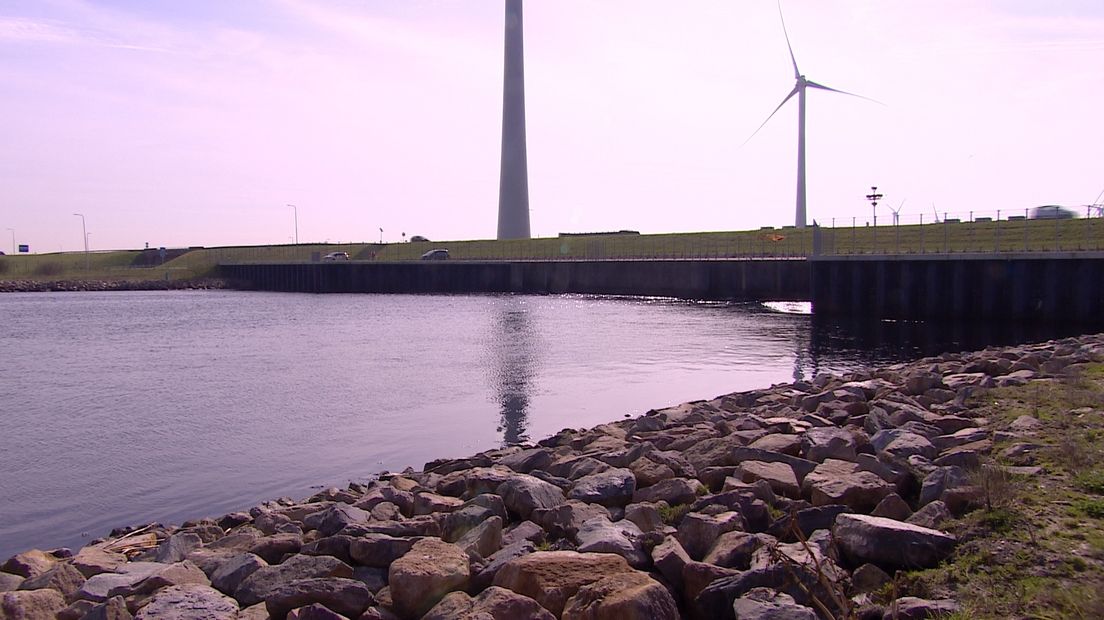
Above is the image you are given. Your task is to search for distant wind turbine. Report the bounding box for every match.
[890,199,906,226]
[745,2,879,228]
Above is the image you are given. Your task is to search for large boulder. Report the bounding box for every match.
[561,571,679,619]
[734,461,800,498]
[348,535,416,568]
[677,512,745,561]
[17,562,85,602]
[455,516,503,560]
[235,554,352,607]
[532,501,610,539]
[133,584,238,620]
[210,553,266,596]
[1,551,57,579]
[422,586,554,620]
[631,478,701,506]
[1,589,66,619]
[155,532,204,563]
[834,514,956,569]
[568,468,636,508]
[264,578,375,620]
[732,589,818,620]
[492,551,634,618]
[388,538,470,619]
[801,459,894,512]
[71,548,127,578]
[802,427,857,463]
[496,475,567,520]
[575,517,648,568]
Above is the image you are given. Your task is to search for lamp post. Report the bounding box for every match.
[73,213,88,268]
[6,228,13,254]
[865,186,883,252]
[288,204,298,244]
[379,227,383,244]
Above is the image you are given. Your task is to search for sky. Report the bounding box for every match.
[1,0,1102,253]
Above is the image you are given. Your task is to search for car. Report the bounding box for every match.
[1030,205,1075,220]
[322,251,350,261]
[409,235,430,242]
[420,249,449,260]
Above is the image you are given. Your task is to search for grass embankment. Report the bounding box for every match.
[887,364,1104,619]
[1,218,1100,283]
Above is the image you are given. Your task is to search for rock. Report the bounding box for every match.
[413,493,464,516]
[501,521,545,547]
[918,466,971,507]
[209,553,266,596]
[1008,415,1042,432]
[314,505,370,537]
[301,535,356,565]
[931,428,988,452]
[694,565,838,620]
[455,515,503,559]
[71,548,127,578]
[682,561,741,604]
[132,584,239,619]
[155,533,204,564]
[285,603,348,620]
[0,589,66,619]
[747,434,803,456]
[76,595,131,620]
[906,501,951,530]
[732,591,818,620]
[206,529,263,553]
[1,551,57,578]
[731,448,819,483]
[677,512,744,561]
[651,537,691,592]
[871,494,912,521]
[471,540,535,592]
[623,503,666,533]
[628,457,677,487]
[532,501,611,539]
[852,563,891,593]
[568,468,637,508]
[631,478,701,506]
[801,459,894,512]
[249,533,303,564]
[348,535,416,569]
[235,554,353,607]
[124,560,210,597]
[702,531,764,569]
[575,517,648,568]
[77,563,165,603]
[498,448,555,474]
[871,430,938,462]
[734,461,801,498]
[388,538,470,619]
[768,505,852,542]
[561,571,679,619]
[422,586,554,620]
[0,573,21,593]
[883,596,960,620]
[491,551,634,618]
[264,578,375,620]
[803,427,857,463]
[834,514,955,570]
[17,561,85,602]
[496,475,567,520]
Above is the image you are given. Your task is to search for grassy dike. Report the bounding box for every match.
[1,217,1101,286]
[888,365,1104,618]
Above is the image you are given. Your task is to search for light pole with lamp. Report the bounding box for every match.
[379,228,383,244]
[288,204,298,244]
[865,186,883,252]
[73,213,88,269]
[6,228,13,254]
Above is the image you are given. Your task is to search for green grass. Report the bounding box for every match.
[2,217,1101,283]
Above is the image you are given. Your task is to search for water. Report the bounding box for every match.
[0,291,1084,558]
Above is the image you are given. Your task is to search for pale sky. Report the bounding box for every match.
[1,0,1102,253]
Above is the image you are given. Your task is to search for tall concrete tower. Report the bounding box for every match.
[497,0,530,240]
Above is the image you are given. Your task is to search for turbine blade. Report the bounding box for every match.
[805,79,884,105]
[778,1,800,79]
[742,86,800,146]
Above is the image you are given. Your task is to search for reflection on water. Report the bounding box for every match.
[486,298,539,445]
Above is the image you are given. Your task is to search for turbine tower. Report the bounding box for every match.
[746,3,875,228]
[497,0,530,240]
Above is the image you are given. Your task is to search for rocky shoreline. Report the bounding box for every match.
[0,279,229,293]
[2,334,1102,619]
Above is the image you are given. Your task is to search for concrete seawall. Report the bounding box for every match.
[219,259,811,301]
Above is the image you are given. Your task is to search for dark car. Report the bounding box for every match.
[322,251,350,261]
[420,249,449,260]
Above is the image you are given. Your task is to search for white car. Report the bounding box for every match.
[322,251,350,261]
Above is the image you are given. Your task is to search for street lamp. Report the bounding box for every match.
[73,213,88,268]
[379,227,383,244]
[865,186,883,251]
[6,228,13,254]
[287,204,298,244]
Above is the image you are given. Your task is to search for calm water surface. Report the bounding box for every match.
[0,290,1078,557]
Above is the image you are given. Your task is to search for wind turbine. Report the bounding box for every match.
[890,199,906,226]
[745,3,878,228]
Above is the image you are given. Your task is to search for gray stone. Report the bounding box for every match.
[801,459,894,512]
[422,586,554,620]
[631,478,701,506]
[1,589,66,618]
[75,595,131,620]
[918,466,971,507]
[732,593,818,620]
[731,448,819,483]
[703,531,764,569]
[852,563,891,593]
[413,493,464,516]
[455,516,503,559]
[747,434,803,456]
[568,468,636,508]
[651,537,691,592]
[17,561,85,602]
[77,563,165,603]
[0,572,22,593]
[496,475,567,520]
[491,551,634,618]
[264,578,374,620]
[71,548,127,578]
[575,517,648,568]
[248,533,303,564]
[209,553,266,596]
[871,430,938,462]
[906,500,951,530]
[155,532,204,564]
[1,551,56,579]
[561,570,679,619]
[735,461,800,498]
[532,500,610,539]
[834,514,955,570]
[300,535,356,565]
[388,538,470,619]
[235,554,353,606]
[284,603,347,620]
[871,494,912,521]
[315,505,370,537]
[498,448,555,474]
[803,427,857,463]
[677,511,744,561]
[471,540,535,592]
[883,596,960,620]
[133,584,238,620]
